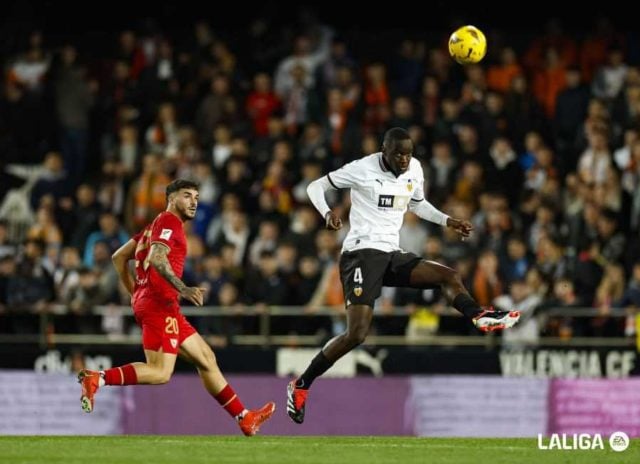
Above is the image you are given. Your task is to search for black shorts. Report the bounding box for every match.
[339,248,423,307]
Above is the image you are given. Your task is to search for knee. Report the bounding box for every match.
[202,350,218,371]
[158,371,172,384]
[345,325,368,346]
[442,268,462,287]
[152,369,172,385]
[197,347,219,372]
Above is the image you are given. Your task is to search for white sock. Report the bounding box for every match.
[98,371,106,387]
[236,409,248,421]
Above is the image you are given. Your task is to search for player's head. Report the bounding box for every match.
[382,127,413,175]
[166,179,199,221]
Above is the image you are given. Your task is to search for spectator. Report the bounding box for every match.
[0,256,16,322]
[63,266,104,333]
[617,262,640,309]
[427,139,457,206]
[274,27,333,98]
[246,72,281,138]
[54,45,94,182]
[487,47,523,94]
[596,208,626,264]
[5,152,70,211]
[292,160,323,205]
[26,205,63,263]
[592,46,628,103]
[248,220,280,267]
[196,74,236,147]
[495,279,542,347]
[501,235,530,285]
[399,212,428,257]
[541,278,583,337]
[6,238,54,333]
[0,221,17,259]
[53,246,81,302]
[472,249,503,307]
[124,153,171,233]
[243,250,289,318]
[83,212,129,266]
[90,240,120,303]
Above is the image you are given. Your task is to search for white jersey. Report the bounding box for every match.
[327,153,426,253]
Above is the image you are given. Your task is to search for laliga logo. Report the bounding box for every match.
[537,431,629,451]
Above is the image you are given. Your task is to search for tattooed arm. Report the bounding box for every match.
[149,243,204,306]
[149,243,186,291]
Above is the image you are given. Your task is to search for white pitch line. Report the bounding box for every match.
[155,439,534,451]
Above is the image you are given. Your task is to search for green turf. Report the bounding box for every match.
[0,436,638,464]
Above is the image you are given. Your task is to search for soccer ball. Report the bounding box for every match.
[448,25,487,65]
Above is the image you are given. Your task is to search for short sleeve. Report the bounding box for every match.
[326,159,362,189]
[132,229,144,243]
[150,214,181,249]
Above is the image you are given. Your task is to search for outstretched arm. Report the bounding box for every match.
[306,176,342,230]
[112,239,137,296]
[408,198,449,226]
[445,217,473,238]
[149,243,204,306]
[408,199,473,238]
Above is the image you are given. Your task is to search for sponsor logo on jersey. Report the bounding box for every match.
[378,195,394,207]
[354,287,363,297]
[377,194,409,210]
[160,228,173,240]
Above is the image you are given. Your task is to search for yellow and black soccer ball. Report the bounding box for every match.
[448,25,487,65]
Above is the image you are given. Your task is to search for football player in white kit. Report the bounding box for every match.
[287,127,521,424]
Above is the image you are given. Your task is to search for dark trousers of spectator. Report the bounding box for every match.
[60,127,88,184]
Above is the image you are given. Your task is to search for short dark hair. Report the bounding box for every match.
[24,237,45,251]
[77,265,93,275]
[259,249,276,259]
[601,208,618,223]
[166,179,199,201]
[383,127,411,146]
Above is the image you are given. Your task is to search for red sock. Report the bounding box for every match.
[214,384,245,417]
[103,364,138,386]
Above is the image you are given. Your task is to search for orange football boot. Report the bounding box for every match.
[239,401,276,436]
[78,369,101,413]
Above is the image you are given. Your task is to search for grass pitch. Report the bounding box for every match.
[0,436,638,464]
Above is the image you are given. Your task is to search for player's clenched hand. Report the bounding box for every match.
[325,211,342,230]
[180,287,206,306]
[446,217,473,238]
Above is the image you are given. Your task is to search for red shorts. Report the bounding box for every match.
[133,303,196,355]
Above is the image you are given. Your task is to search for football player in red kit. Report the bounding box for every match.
[78,179,275,436]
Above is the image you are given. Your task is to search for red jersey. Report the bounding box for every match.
[132,211,186,306]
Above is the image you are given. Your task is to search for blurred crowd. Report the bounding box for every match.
[1,12,640,345]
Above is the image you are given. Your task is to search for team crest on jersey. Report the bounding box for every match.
[160,228,173,240]
[407,179,413,192]
[354,287,363,297]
